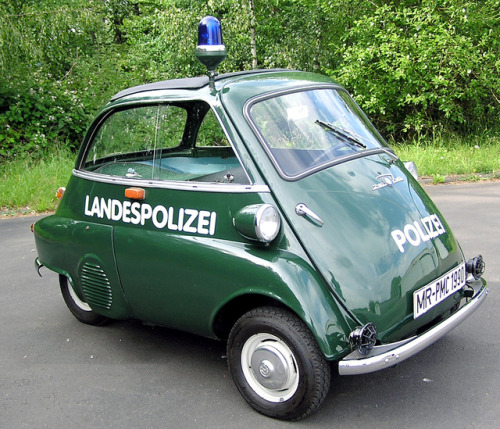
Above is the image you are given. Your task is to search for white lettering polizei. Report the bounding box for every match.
[391,214,446,253]
[83,195,217,236]
[391,229,407,253]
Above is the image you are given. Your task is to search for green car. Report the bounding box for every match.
[33,17,487,421]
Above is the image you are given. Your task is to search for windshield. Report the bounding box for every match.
[248,88,388,179]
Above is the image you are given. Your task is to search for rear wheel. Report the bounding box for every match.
[227,306,331,421]
[59,275,108,325]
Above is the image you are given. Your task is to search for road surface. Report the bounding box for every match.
[1,181,498,428]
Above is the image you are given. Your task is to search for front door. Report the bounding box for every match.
[246,86,464,341]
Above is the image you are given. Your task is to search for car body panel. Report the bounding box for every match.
[260,155,464,341]
[35,181,358,359]
[33,69,485,365]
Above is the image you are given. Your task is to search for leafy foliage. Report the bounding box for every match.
[330,0,500,138]
[0,76,89,156]
[0,0,498,159]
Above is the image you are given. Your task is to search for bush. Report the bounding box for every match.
[1,0,499,160]
[329,0,500,139]
[0,76,90,158]
[0,0,127,159]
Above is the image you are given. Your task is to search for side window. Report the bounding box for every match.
[192,109,249,184]
[84,105,186,180]
[196,109,230,147]
[86,106,156,165]
[82,102,249,184]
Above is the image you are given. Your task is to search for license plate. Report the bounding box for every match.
[413,262,466,319]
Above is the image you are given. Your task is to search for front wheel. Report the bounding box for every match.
[59,275,108,326]
[227,307,331,421]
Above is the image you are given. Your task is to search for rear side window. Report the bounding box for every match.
[82,102,249,184]
[196,109,230,147]
[84,105,186,180]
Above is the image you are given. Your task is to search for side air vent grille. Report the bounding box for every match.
[80,262,113,310]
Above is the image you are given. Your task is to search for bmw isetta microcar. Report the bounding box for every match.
[33,17,488,420]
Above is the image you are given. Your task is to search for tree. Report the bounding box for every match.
[1,0,498,158]
[329,0,500,138]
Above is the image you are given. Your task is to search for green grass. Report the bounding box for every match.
[1,135,499,216]
[393,134,500,184]
[0,150,74,216]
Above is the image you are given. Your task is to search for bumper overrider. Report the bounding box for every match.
[339,257,488,376]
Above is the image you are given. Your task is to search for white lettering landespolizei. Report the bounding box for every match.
[84,195,217,236]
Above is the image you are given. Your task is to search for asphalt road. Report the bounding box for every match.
[1,181,498,428]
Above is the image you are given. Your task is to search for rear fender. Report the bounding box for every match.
[33,215,132,319]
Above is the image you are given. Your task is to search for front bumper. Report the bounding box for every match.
[338,278,488,375]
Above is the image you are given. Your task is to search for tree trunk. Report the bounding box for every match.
[248,0,257,69]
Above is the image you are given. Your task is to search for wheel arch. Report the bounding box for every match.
[211,281,354,361]
[212,293,287,340]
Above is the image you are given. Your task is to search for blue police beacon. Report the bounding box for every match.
[195,16,227,87]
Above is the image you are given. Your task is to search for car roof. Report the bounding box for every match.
[110,69,293,101]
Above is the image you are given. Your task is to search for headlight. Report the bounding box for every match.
[233,204,281,244]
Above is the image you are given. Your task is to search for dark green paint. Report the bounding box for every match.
[33,70,476,361]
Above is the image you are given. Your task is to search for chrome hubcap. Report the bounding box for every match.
[258,360,273,378]
[241,333,299,402]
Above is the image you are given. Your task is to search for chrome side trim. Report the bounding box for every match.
[72,170,270,194]
[338,279,488,375]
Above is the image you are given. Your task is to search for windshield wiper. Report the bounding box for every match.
[315,120,367,149]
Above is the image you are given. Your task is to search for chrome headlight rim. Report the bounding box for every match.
[254,203,281,243]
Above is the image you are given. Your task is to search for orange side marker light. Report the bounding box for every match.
[56,187,66,200]
[125,187,146,200]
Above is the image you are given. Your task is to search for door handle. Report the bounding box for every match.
[295,203,324,226]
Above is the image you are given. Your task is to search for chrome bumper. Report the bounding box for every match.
[35,257,44,277]
[338,278,488,376]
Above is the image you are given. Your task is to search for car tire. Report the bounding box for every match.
[227,306,331,421]
[59,275,109,326]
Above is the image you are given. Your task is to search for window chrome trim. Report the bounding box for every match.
[73,169,270,194]
[278,148,397,181]
[244,84,394,181]
[79,99,254,187]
